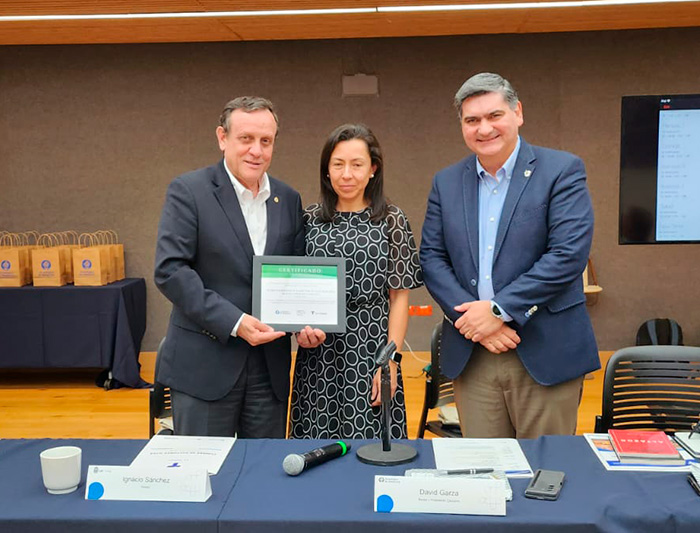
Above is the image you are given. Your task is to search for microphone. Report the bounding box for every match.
[282,441,351,476]
[374,340,397,367]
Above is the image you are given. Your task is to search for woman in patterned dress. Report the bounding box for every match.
[290,124,423,439]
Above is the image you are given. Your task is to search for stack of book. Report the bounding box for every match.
[609,429,685,465]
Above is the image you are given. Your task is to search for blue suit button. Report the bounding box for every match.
[470,279,477,286]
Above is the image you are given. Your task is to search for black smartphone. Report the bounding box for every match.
[524,469,565,500]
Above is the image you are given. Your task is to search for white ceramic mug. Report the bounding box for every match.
[39,446,82,494]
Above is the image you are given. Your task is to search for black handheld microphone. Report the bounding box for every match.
[282,441,351,476]
[375,340,397,367]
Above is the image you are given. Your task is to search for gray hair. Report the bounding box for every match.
[454,73,519,120]
[219,96,279,133]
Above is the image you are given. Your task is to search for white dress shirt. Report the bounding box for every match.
[223,160,271,336]
[224,160,270,255]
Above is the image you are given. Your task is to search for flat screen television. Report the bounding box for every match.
[619,94,700,244]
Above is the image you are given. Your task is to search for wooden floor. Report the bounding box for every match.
[0,351,612,439]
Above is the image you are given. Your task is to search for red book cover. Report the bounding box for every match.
[608,429,681,459]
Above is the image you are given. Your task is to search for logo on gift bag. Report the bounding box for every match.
[0,260,9,270]
[82,259,92,269]
[41,260,52,270]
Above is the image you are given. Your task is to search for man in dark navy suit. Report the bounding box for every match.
[420,73,599,438]
[154,96,324,438]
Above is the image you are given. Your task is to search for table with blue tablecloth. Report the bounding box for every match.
[0,438,245,533]
[219,436,700,533]
[0,278,147,388]
[1,436,699,533]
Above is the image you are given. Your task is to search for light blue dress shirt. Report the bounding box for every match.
[475,136,521,322]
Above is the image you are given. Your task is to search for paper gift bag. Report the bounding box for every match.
[0,247,28,287]
[94,231,115,283]
[59,231,78,284]
[73,234,110,286]
[32,234,69,286]
[0,232,33,287]
[94,230,125,282]
[95,231,116,283]
[106,230,125,281]
[16,231,38,286]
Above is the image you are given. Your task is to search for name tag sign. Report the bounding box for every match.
[85,465,211,502]
[374,475,505,516]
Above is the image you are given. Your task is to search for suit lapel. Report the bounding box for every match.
[462,157,480,273]
[493,141,537,263]
[211,160,255,260]
[264,179,281,255]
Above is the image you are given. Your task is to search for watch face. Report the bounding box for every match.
[491,304,502,317]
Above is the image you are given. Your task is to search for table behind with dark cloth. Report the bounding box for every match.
[2,437,699,533]
[0,278,147,388]
[0,438,245,533]
[220,436,700,533]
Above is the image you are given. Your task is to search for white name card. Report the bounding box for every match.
[374,475,505,516]
[85,465,211,502]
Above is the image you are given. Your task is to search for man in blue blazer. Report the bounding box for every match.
[154,96,324,438]
[420,73,600,438]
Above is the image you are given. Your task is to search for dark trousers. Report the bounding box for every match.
[170,347,287,438]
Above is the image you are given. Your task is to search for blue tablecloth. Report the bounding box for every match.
[0,278,147,388]
[219,436,700,533]
[1,436,699,533]
[0,438,245,533]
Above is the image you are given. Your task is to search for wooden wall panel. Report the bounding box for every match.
[0,1,206,15]
[1,1,699,45]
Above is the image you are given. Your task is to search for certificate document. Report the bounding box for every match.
[130,435,236,475]
[252,256,346,333]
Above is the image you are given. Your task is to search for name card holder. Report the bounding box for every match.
[374,475,505,516]
[85,465,211,502]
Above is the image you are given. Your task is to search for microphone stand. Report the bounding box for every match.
[356,341,418,466]
[380,350,392,453]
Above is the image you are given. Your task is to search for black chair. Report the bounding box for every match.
[416,322,462,438]
[149,337,173,438]
[594,345,700,433]
[636,318,683,346]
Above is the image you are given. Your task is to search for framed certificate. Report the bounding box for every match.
[252,256,346,333]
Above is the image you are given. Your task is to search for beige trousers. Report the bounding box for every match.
[452,344,584,439]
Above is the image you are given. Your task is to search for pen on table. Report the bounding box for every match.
[446,468,494,475]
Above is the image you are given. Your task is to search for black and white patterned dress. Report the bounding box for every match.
[290,203,423,439]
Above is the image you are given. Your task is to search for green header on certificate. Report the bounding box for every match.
[261,264,338,279]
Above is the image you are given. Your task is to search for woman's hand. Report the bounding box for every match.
[370,360,398,407]
[295,326,326,348]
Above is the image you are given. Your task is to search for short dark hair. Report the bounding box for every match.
[318,123,388,223]
[218,96,279,133]
[454,73,519,120]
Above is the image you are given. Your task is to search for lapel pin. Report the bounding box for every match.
[274,196,279,203]
[524,170,532,178]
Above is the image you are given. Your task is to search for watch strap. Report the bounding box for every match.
[390,351,403,363]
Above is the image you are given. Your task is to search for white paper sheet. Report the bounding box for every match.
[432,438,533,478]
[130,435,235,475]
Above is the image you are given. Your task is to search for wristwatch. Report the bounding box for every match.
[389,351,403,364]
[491,301,503,320]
